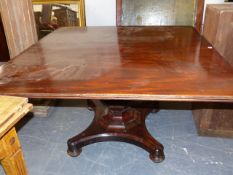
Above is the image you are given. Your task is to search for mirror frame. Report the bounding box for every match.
[32,0,86,27]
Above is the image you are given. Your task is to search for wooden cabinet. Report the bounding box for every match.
[53,8,78,27]
[203,4,233,60]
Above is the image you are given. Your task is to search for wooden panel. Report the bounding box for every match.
[193,103,233,138]
[0,27,233,102]
[0,15,10,62]
[224,23,233,66]
[116,0,122,26]
[194,0,205,33]
[0,128,28,175]
[203,4,233,57]
[0,96,32,138]
[0,0,38,58]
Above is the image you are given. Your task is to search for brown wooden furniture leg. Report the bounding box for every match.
[0,127,28,175]
[67,100,165,163]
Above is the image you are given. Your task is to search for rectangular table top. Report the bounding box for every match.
[0,26,233,102]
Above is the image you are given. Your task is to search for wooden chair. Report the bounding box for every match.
[0,96,32,175]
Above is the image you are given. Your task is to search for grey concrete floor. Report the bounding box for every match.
[1,100,233,175]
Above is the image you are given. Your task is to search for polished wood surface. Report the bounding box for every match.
[0,26,233,102]
[116,0,122,26]
[195,0,205,33]
[67,100,164,163]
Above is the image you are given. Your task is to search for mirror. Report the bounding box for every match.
[32,0,85,39]
[121,0,196,26]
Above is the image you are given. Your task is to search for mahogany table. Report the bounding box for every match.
[0,27,233,163]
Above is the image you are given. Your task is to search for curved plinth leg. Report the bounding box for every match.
[67,100,165,163]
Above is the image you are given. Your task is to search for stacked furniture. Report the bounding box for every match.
[54,7,78,27]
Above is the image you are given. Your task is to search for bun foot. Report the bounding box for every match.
[67,148,82,157]
[149,149,165,163]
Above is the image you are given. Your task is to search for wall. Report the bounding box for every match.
[85,0,116,26]
[205,0,225,5]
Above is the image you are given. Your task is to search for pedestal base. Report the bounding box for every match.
[67,100,165,163]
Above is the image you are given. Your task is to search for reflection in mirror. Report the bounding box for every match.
[121,0,196,26]
[32,0,85,39]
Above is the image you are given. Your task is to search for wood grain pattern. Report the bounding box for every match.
[0,128,28,175]
[203,4,233,57]
[193,103,233,138]
[0,96,32,174]
[0,27,233,102]
[0,96,32,138]
[0,0,38,58]
[224,22,233,66]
